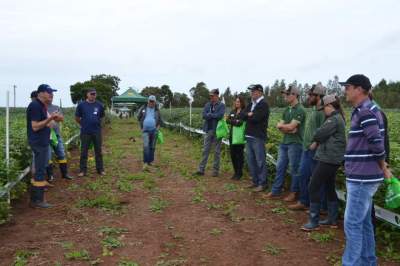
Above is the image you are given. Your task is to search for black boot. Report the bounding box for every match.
[319,201,338,228]
[301,203,320,231]
[30,187,52,208]
[59,163,74,180]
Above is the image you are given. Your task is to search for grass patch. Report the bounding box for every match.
[206,203,222,210]
[126,173,147,181]
[117,179,134,192]
[210,228,223,236]
[13,250,37,266]
[102,236,123,248]
[223,201,239,221]
[99,226,128,236]
[149,197,169,213]
[263,243,284,256]
[77,194,122,212]
[143,177,157,190]
[60,241,74,250]
[118,260,140,266]
[271,207,288,215]
[223,183,238,192]
[310,231,335,243]
[64,249,90,261]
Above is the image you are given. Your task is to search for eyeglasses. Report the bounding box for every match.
[89,92,96,96]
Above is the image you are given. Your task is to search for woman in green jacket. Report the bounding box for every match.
[302,95,346,231]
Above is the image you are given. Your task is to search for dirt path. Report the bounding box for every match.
[0,118,396,266]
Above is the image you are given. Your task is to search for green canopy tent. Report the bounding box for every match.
[111,88,147,112]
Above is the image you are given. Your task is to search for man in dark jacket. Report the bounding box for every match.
[137,95,163,171]
[242,84,270,192]
[194,89,225,177]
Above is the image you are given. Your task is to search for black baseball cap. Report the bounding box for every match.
[247,84,263,92]
[209,89,219,95]
[339,74,372,91]
[37,84,57,94]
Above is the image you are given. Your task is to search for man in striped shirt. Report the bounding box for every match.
[340,74,392,266]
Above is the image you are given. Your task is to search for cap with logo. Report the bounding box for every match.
[282,84,300,95]
[37,84,57,94]
[339,74,372,91]
[247,84,263,92]
[148,95,156,102]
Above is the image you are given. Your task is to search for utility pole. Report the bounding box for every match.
[13,85,16,108]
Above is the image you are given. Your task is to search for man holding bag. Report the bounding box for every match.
[242,84,270,192]
[226,97,246,180]
[194,89,225,177]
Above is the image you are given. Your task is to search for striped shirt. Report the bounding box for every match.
[344,99,385,183]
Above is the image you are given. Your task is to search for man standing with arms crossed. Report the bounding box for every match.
[341,74,392,266]
[242,84,270,192]
[27,84,61,208]
[194,89,225,177]
[289,83,325,210]
[266,85,305,200]
[75,88,105,177]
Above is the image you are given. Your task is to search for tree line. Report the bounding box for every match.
[69,74,400,109]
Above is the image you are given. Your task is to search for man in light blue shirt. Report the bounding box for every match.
[137,95,163,171]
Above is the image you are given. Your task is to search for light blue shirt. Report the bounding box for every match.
[143,107,156,131]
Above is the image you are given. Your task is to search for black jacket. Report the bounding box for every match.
[226,109,245,143]
[241,98,270,141]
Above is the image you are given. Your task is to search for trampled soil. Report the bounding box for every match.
[0,118,397,266]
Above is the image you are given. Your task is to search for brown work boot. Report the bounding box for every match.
[283,192,297,202]
[263,192,281,200]
[288,201,308,211]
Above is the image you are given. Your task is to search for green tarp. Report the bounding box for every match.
[112,88,147,104]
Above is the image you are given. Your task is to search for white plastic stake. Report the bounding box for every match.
[6,90,10,203]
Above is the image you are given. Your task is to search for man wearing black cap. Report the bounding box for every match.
[194,88,225,177]
[241,84,270,192]
[27,84,61,208]
[75,88,105,177]
[340,74,392,266]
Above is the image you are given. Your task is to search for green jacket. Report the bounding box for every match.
[313,111,346,165]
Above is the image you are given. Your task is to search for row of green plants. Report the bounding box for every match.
[0,107,80,224]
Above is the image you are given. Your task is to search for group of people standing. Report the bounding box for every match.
[26,73,392,265]
[27,86,105,208]
[193,74,392,266]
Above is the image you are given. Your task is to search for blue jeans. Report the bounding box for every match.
[143,130,157,164]
[271,143,302,195]
[343,181,381,266]
[49,134,66,162]
[246,137,267,187]
[297,149,316,206]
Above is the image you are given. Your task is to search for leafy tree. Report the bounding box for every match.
[172,92,190,107]
[70,74,120,107]
[190,82,210,107]
[223,87,234,106]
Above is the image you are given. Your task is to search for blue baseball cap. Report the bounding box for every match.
[148,95,156,102]
[37,84,57,94]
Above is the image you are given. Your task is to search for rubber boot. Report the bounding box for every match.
[46,163,54,182]
[59,163,74,180]
[30,187,51,208]
[319,201,338,228]
[301,203,320,231]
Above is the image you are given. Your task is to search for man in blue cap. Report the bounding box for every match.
[27,84,61,208]
[75,88,105,176]
[137,95,163,171]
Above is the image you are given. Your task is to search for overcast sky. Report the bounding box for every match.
[1,0,399,107]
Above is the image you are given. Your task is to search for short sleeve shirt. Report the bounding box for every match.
[282,103,306,144]
[75,101,105,134]
[26,99,50,146]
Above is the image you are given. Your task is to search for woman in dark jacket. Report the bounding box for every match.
[302,95,346,231]
[226,97,246,180]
